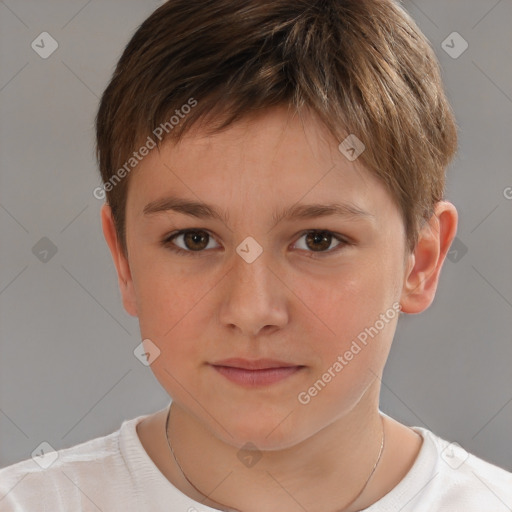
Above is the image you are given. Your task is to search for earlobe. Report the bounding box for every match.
[400,201,458,314]
[100,203,138,317]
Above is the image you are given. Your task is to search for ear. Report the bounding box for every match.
[101,203,138,317]
[400,201,458,314]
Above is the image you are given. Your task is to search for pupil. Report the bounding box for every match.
[307,232,330,251]
[186,231,207,250]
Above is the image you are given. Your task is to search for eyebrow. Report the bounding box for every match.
[143,196,374,224]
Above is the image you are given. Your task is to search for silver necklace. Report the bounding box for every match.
[164,402,385,512]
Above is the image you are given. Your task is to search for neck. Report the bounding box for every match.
[167,384,390,512]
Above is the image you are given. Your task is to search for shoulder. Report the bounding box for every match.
[413,428,512,510]
[0,421,131,510]
[369,425,512,511]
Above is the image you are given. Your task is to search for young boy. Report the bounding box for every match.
[1,0,511,510]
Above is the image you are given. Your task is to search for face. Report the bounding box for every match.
[114,106,413,450]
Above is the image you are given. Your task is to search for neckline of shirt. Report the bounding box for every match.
[119,406,439,512]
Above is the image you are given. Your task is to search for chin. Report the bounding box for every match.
[210,408,310,452]
[227,428,306,452]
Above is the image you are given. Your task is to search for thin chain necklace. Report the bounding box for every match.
[164,402,385,512]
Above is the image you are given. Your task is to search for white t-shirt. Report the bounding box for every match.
[1,408,511,511]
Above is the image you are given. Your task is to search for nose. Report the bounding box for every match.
[218,247,289,337]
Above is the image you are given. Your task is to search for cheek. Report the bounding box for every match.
[133,264,211,394]
[300,262,397,343]
[130,254,210,344]
[295,271,399,416]
[294,258,400,391]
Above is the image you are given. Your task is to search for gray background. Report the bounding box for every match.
[1,0,511,474]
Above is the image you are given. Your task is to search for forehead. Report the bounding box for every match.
[126,107,397,225]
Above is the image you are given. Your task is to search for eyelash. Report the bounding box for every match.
[161,229,351,258]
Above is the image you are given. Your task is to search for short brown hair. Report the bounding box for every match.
[95,0,458,257]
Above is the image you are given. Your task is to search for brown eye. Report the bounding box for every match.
[182,230,209,251]
[163,229,348,257]
[164,229,220,253]
[294,230,347,254]
[305,231,332,251]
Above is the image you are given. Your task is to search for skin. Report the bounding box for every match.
[101,105,458,512]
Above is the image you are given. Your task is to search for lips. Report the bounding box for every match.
[209,358,305,387]
[210,358,301,370]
